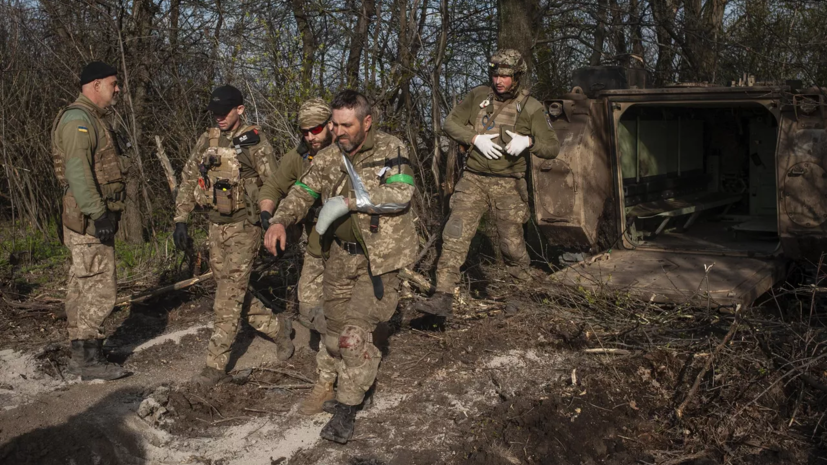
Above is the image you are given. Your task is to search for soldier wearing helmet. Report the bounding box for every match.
[415,49,560,317]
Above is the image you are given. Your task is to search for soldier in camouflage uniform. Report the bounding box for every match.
[265,90,417,444]
[173,85,294,388]
[51,61,131,381]
[415,49,560,317]
[259,98,332,354]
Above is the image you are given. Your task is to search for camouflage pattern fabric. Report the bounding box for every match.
[175,125,276,225]
[320,242,400,406]
[63,226,117,341]
[271,127,418,276]
[489,49,527,76]
[297,251,325,329]
[298,98,331,128]
[206,220,281,370]
[435,171,530,293]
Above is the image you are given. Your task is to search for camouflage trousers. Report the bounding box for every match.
[435,171,530,293]
[315,241,400,406]
[297,252,325,330]
[64,226,117,341]
[206,220,281,370]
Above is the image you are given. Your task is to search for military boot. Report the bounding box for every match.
[298,380,335,415]
[275,315,295,361]
[412,292,453,317]
[66,340,85,375]
[79,339,131,381]
[319,401,358,444]
[192,366,231,389]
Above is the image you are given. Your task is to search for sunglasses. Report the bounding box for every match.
[300,119,329,136]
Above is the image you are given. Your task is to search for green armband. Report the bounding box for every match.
[385,174,414,186]
[295,181,320,199]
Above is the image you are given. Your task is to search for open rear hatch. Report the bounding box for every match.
[552,250,788,306]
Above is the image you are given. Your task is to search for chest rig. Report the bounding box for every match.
[194,127,245,215]
[51,101,125,188]
[473,88,531,147]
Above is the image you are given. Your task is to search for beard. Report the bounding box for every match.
[335,125,366,153]
[310,131,334,155]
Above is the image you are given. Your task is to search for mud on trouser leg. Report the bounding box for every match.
[336,325,382,406]
[493,179,530,268]
[206,280,245,370]
[434,176,490,294]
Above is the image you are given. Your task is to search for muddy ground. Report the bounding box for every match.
[0,259,826,464]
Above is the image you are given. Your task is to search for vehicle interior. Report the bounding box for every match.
[617,103,780,255]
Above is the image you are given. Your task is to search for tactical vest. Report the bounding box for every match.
[473,88,531,149]
[51,99,128,233]
[193,127,254,216]
[51,100,124,188]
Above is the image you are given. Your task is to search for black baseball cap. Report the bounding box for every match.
[207,85,243,115]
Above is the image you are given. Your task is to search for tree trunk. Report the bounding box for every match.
[346,0,376,85]
[610,0,627,67]
[630,0,645,68]
[497,0,540,85]
[291,0,316,87]
[590,0,608,66]
[651,0,677,86]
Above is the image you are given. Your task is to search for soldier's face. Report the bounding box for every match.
[215,106,244,131]
[96,76,120,107]
[492,74,514,94]
[301,121,333,154]
[332,108,372,154]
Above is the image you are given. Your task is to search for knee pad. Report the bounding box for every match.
[338,325,371,367]
[443,216,464,240]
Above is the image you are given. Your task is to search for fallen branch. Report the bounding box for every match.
[399,267,433,294]
[582,348,631,355]
[115,272,214,306]
[675,308,742,419]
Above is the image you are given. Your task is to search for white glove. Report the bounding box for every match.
[473,134,503,160]
[505,130,532,156]
[315,196,350,235]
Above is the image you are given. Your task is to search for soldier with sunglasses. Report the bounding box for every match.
[259,99,332,380]
[415,49,560,318]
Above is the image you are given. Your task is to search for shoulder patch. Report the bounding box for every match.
[77,126,89,133]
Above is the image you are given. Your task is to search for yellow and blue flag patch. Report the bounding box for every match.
[77,126,88,133]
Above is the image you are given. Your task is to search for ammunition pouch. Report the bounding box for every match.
[194,146,245,214]
[213,180,237,215]
[62,191,87,234]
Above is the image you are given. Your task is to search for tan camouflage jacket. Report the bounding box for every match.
[271,127,418,276]
[175,124,276,225]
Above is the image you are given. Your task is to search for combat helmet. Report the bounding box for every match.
[488,49,527,78]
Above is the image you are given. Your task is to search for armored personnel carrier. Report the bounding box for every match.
[537,67,826,306]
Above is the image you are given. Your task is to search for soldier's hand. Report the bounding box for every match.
[94,215,116,243]
[173,222,189,251]
[472,134,503,160]
[505,130,532,156]
[265,223,287,256]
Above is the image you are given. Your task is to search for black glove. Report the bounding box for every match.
[94,215,116,242]
[173,222,189,251]
[260,211,273,230]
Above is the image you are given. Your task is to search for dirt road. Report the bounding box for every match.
[0,282,819,464]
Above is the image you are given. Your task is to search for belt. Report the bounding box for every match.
[465,168,523,179]
[335,237,365,255]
